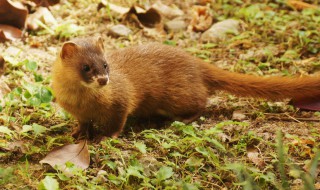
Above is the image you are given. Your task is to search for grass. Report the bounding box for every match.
[1,0,320,189]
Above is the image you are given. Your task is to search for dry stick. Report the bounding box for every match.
[283,113,302,123]
[263,113,320,122]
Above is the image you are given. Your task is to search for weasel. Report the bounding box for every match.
[52,37,320,140]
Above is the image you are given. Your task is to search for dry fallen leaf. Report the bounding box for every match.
[98,1,164,37]
[189,5,213,32]
[151,1,184,19]
[291,139,315,158]
[30,0,60,7]
[0,24,23,41]
[0,0,28,41]
[99,1,162,28]
[201,19,246,43]
[247,148,265,168]
[97,0,129,14]
[287,0,319,11]
[2,140,27,153]
[0,56,4,75]
[124,6,162,28]
[232,110,247,121]
[0,0,28,28]
[40,140,90,175]
[123,5,165,38]
[0,77,11,107]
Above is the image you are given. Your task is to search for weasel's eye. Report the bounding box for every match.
[83,64,90,72]
[103,64,107,69]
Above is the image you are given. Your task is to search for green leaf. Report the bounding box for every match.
[32,123,47,135]
[55,23,84,39]
[24,91,32,99]
[185,156,203,167]
[38,176,59,190]
[156,166,173,181]
[195,147,210,157]
[0,167,15,185]
[21,125,33,133]
[34,73,44,82]
[24,60,38,71]
[182,182,199,190]
[182,125,196,137]
[126,166,145,179]
[163,40,176,46]
[23,83,37,95]
[39,87,53,103]
[106,161,117,171]
[204,137,226,152]
[0,126,14,138]
[108,174,123,185]
[29,96,41,106]
[171,121,186,128]
[134,141,147,154]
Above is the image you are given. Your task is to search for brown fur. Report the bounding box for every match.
[52,38,320,140]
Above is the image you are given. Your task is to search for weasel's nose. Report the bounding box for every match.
[97,77,108,86]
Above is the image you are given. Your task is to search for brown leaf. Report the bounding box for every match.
[40,140,90,175]
[201,19,246,43]
[0,0,28,29]
[189,5,213,32]
[0,24,23,41]
[287,0,319,11]
[292,139,315,146]
[30,0,60,7]
[291,139,315,158]
[0,77,11,107]
[0,56,4,75]
[232,110,247,121]
[247,148,265,167]
[97,0,129,14]
[97,1,164,37]
[151,1,183,19]
[124,6,162,28]
[2,140,27,153]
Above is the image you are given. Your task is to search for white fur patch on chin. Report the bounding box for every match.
[80,81,92,88]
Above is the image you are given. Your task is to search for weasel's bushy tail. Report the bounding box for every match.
[200,62,320,101]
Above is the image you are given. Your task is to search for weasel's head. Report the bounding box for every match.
[59,37,110,88]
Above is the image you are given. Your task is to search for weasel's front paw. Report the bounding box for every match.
[71,128,88,140]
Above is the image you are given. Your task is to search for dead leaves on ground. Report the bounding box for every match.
[0,0,59,42]
[290,138,316,158]
[0,55,5,75]
[189,5,212,32]
[97,1,245,42]
[0,0,28,41]
[30,0,60,7]
[98,1,165,37]
[247,147,266,168]
[40,140,90,176]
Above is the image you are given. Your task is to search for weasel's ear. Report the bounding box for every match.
[96,37,104,51]
[60,42,78,59]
